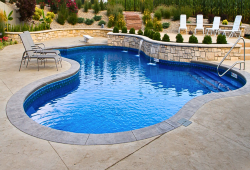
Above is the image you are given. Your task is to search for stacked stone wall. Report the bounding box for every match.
[108,33,241,62]
[5,28,112,44]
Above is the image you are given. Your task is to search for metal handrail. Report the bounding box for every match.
[217,37,245,77]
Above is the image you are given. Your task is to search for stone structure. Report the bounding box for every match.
[181,24,245,36]
[0,2,20,25]
[5,28,112,43]
[108,33,241,62]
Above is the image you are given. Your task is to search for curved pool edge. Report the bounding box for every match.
[6,57,250,145]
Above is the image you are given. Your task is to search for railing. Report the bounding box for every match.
[217,37,245,77]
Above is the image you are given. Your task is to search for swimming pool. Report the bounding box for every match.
[24,46,245,134]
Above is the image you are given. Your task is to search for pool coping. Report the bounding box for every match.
[6,48,250,145]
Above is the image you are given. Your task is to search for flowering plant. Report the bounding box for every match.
[66,0,78,13]
[3,36,8,41]
[39,2,45,9]
[0,38,2,42]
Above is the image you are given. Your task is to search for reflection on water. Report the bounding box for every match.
[25,47,244,134]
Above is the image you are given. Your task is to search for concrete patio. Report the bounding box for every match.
[0,35,250,170]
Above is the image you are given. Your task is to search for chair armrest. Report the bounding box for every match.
[31,45,43,50]
[34,43,45,49]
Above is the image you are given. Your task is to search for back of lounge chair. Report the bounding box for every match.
[19,33,62,71]
[23,31,60,55]
[205,16,221,35]
[178,14,187,34]
[195,15,204,34]
[232,15,242,31]
[220,15,242,38]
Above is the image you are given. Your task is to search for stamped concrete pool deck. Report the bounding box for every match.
[1,36,250,169]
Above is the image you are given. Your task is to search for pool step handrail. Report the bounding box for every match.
[217,37,245,77]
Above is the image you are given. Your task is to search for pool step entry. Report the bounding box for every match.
[193,71,231,92]
[189,71,236,93]
[178,118,192,127]
[200,71,237,90]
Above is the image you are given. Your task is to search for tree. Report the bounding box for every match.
[16,0,36,21]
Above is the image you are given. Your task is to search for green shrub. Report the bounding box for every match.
[153,20,163,32]
[162,34,170,42]
[163,8,171,19]
[33,12,40,20]
[180,6,192,19]
[67,13,77,25]
[217,34,227,44]
[144,28,150,36]
[176,33,184,43]
[116,13,126,30]
[84,1,88,12]
[10,41,13,45]
[100,0,105,10]
[202,35,212,44]
[77,17,84,23]
[154,10,162,21]
[153,32,161,41]
[172,6,192,21]
[145,20,153,29]
[121,26,127,33]
[113,26,119,33]
[76,0,82,9]
[172,7,181,21]
[85,18,94,25]
[107,4,124,19]
[188,35,198,43]
[149,30,155,39]
[14,40,18,44]
[162,22,170,29]
[222,19,228,25]
[142,9,151,24]
[88,1,92,9]
[47,12,55,19]
[93,15,102,21]
[98,20,106,26]
[0,21,5,38]
[93,0,100,14]
[107,14,114,28]
[56,3,68,25]
[129,28,135,34]
[138,29,143,35]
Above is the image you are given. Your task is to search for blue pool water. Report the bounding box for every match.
[24,46,245,134]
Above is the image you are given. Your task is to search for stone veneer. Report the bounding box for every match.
[107,33,241,62]
[5,28,112,43]
[181,24,245,36]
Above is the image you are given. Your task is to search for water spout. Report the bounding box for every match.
[147,46,157,66]
[135,40,143,57]
[122,40,128,52]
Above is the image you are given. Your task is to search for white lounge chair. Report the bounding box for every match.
[83,35,93,43]
[178,14,187,34]
[195,14,204,34]
[23,31,60,55]
[19,33,62,71]
[220,15,242,38]
[205,16,221,36]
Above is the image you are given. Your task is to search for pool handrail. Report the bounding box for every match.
[217,37,245,77]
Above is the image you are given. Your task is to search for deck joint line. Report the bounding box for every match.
[178,118,192,127]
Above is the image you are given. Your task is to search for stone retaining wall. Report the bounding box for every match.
[5,28,112,43]
[181,24,245,36]
[108,33,241,62]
